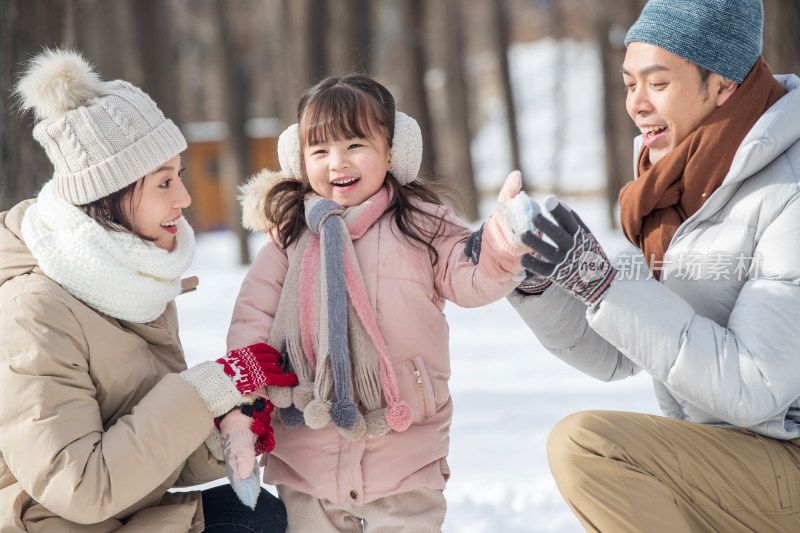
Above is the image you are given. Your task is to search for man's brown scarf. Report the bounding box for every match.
[619,57,786,279]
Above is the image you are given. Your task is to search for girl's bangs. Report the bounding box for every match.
[302,88,382,147]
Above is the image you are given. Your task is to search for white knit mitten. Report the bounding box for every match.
[205,426,225,462]
[180,361,244,418]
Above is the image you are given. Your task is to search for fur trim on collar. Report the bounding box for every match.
[238,169,286,233]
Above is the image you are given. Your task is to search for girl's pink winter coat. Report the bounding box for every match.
[228,181,524,505]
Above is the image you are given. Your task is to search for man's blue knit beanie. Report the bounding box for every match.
[624,0,763,84]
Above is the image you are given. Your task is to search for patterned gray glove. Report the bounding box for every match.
[521,196,615,307]
[464,223,552,296]
[515,272,554,296]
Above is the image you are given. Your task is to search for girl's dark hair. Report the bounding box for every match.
[265,74,455,264]
[79,178,155,242]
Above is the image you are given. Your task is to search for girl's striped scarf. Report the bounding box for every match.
[267,185,412,440]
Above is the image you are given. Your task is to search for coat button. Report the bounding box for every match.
[350,490,359,500]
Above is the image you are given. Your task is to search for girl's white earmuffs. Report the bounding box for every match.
[276,111,423,186]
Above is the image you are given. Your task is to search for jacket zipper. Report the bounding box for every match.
[410,360,429,419]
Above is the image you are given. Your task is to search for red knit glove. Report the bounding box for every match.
[249,398,276,455]
[216,343,298,395]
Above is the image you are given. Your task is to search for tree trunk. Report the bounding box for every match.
[327,0,371,74]
[214,0,252,264]
[395,0,436,177]
[280,0,328,120]
[130,0,180,127]
[440,0,478,222]
[763,0,800,76]
[548,0,565,195]
[1,0,71,211]
[73,0,133,83]
[488,0,524,187]
[594,0,643,229]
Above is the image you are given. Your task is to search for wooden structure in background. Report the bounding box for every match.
[183,119,280,233]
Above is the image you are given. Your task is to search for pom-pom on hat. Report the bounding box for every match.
[277,111,423,186]
[624,0,763,84]
[15,48,187,205]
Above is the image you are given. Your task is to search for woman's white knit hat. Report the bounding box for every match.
[15,48,187,205]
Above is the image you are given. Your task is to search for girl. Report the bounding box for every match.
[0,49,293,532]
[225,74,527,532]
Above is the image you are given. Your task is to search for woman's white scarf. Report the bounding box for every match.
[21,180,195,323]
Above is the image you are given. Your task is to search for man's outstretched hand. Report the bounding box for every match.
[521,196,616,307]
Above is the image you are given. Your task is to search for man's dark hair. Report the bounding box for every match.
[697,65,712,101]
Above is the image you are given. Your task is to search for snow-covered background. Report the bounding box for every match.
[177,41,660,532]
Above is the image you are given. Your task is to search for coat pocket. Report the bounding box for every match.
[756,432,799,512]
[408,356,437,421]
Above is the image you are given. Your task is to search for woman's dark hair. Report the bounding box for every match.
[264,74,456,265]
[79,178,155,242]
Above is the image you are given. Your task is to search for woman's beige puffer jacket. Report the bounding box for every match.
[0,199,225,532]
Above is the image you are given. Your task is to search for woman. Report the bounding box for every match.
[0,49,290,532]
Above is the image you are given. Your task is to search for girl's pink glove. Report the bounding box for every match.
[220,409,258,483]
[218,397,277,482]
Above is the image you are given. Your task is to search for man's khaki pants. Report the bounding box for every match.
[278,485,446,533]
[548,411,800,532]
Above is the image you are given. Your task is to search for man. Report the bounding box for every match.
[510,0,800,530]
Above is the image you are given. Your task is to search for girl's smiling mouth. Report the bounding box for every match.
[331,177,360,190]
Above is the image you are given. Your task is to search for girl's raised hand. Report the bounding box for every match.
[495,171,541,247]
